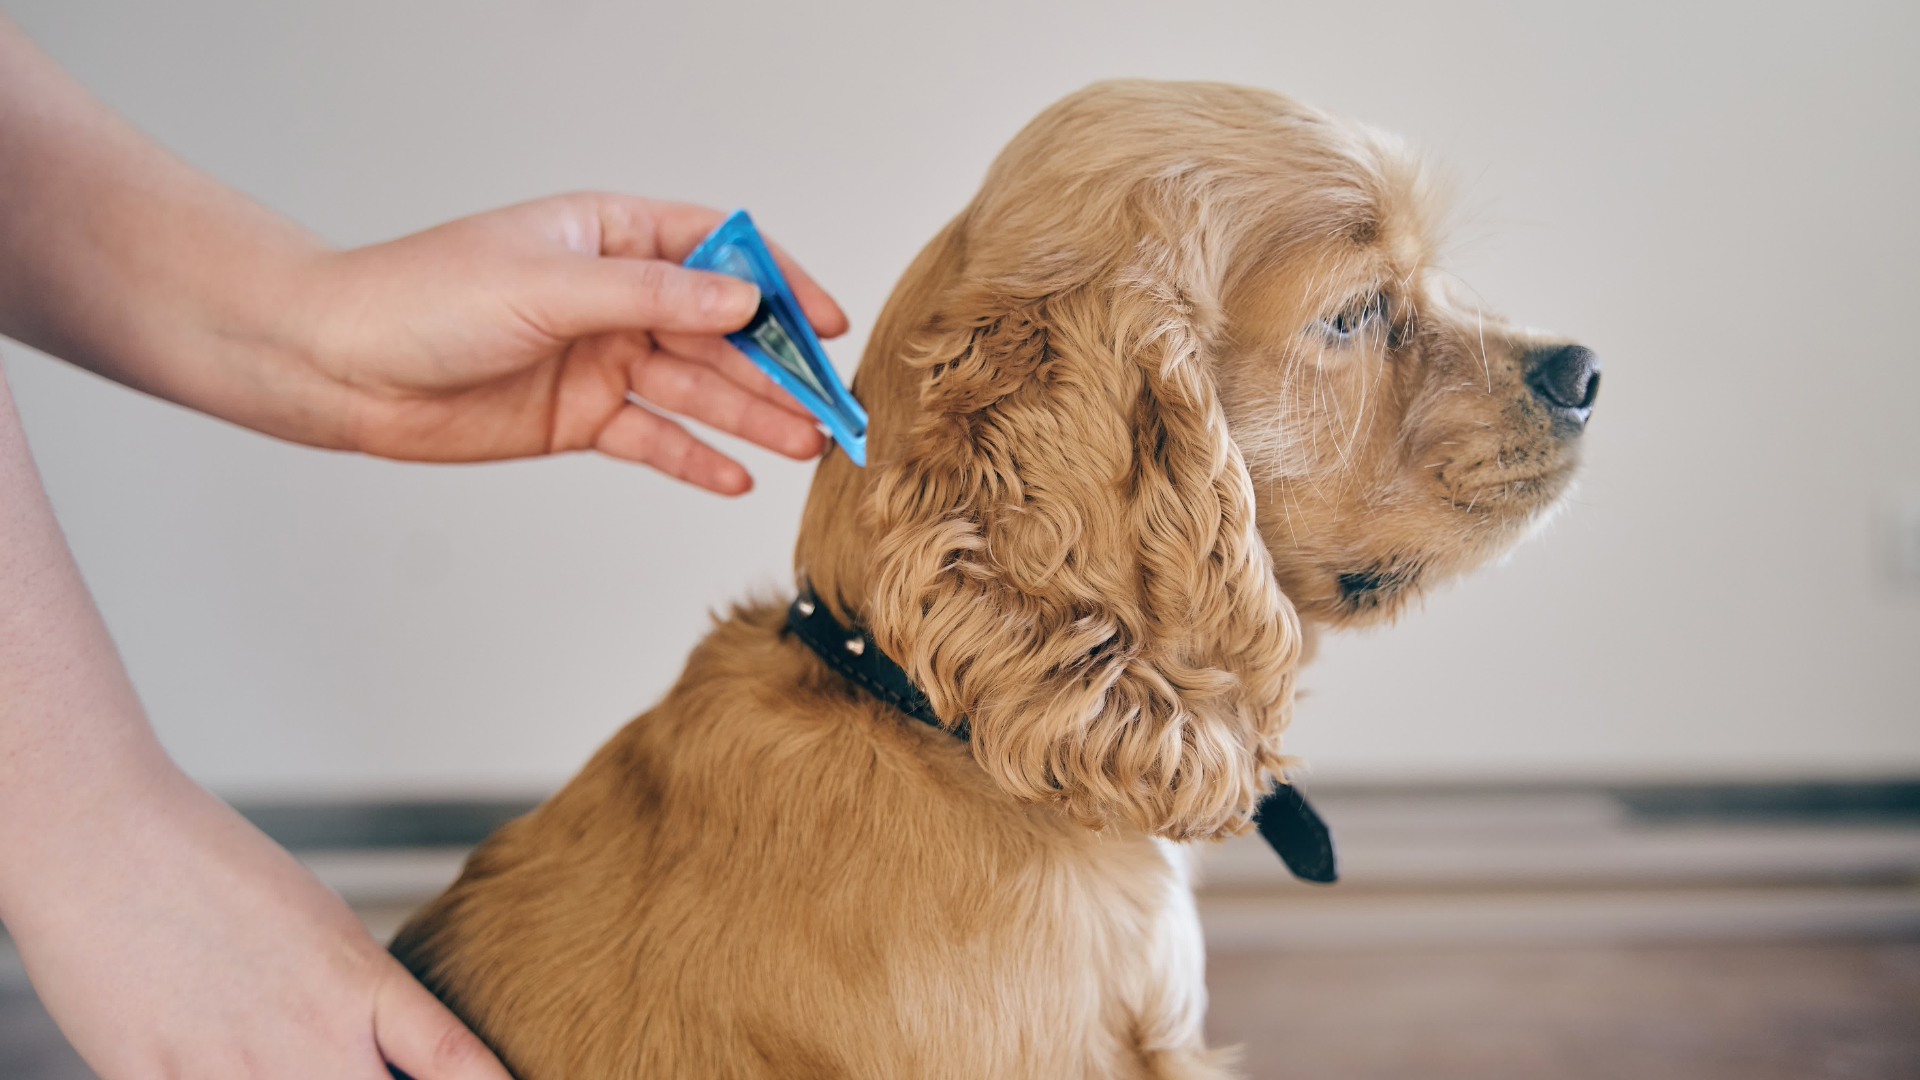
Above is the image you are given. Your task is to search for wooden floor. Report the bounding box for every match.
[1206,939,1920,1080]
[7,938,1918,1079]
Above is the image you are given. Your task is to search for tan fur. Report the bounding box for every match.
[391,80,1590,1079]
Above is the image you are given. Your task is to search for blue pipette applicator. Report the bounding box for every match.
[682,211,868,467]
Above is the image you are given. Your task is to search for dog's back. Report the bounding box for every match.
[391,603,1223,1079]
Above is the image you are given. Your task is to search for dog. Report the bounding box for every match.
[390,79,1599,1078]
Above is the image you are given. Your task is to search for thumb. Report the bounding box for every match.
[537,255,760,340]
[373,957,515,1080]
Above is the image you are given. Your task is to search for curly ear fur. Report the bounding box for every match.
[866,232,1301,841]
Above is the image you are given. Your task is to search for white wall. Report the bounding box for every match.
[3,0,1915,797]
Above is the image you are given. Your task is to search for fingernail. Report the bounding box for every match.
[702,277,759,322]
[790,427,825,458]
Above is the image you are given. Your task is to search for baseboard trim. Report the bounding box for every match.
[229,779,1920,852]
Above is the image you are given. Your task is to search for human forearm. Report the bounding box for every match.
[0,16,347,447]
[0,365,513,1080]
[0,365,179,917]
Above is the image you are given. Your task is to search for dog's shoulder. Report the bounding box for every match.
[391,602,1210,1078]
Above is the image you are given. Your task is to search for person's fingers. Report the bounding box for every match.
[616,198,850,339]
[651,331,823,418]
[372,960,514,1080]
[534,257,760,340]
[631,353,826,461]
[594,401,754,495]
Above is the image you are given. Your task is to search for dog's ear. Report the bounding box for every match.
[866,235,1302,841]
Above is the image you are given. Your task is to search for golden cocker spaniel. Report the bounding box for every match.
[391,79,1599,1079]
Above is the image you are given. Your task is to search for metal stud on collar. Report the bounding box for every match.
[795,598,816,617]
[844,636,866,656]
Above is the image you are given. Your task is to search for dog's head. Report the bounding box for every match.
[796,80,1596,840]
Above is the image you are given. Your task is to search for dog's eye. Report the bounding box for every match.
[1319,293,1390,345]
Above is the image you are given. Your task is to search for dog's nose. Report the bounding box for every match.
[1526,344,1600,428]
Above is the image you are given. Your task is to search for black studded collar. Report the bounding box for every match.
[785,585,1337,884]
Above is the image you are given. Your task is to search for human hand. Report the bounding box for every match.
[3,770,510,1080]
[279,194,848,494]
[6,24,845,492]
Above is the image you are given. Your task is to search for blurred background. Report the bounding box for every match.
[1,1,1915,1077]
